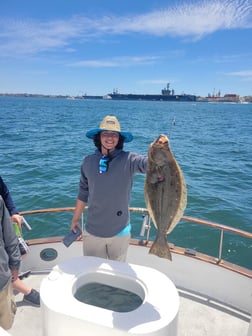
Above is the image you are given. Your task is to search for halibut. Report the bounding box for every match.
[144,134,187,260]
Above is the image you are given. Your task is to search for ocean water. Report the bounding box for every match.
[0,97,251,268]
[75,283,142,312]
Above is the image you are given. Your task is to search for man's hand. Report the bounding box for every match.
[11,214,23,228]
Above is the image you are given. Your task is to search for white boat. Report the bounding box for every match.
[103,94,112,100]
[4,207,252,336]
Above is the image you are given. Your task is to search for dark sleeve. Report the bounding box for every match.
[0,196,21,270]
[0,176,19,215]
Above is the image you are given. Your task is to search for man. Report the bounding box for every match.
[71,115,147,261]
[0,196,21,330]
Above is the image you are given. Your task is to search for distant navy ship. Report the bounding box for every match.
[104,83,196,102]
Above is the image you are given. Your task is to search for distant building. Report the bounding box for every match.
[199,93,240,103]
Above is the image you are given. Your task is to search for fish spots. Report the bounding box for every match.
[144,134,187,261]
[157,176,165,183]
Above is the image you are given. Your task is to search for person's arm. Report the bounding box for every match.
[0,197,21,275]
[71,158,89,232]
[130,153,148,173]
[71,199,86,232]
[0,177,22,226]
[0,176,19,215]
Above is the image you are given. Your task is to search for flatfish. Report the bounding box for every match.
[144,134,187,260]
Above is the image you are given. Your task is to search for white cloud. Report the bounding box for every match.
[138,79,171,84]
[125,0,252,38]
[68,56,160,67]
[0,0,251,56]
[227,70,252,76]
[0,17,87,55]
[226,69,252,80]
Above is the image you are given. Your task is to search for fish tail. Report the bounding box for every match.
[149,235,172,261]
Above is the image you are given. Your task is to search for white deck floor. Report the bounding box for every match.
[8,272,250,336]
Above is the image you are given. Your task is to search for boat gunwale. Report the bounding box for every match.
[24,236,252,279]
[20,207,252,240]
[20,207,252,279]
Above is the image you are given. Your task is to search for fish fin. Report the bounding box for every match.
[149,235,172,261]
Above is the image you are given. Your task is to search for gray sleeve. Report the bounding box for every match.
[129,153,148,174]
[0,196,21,271]
[77,160,89,203]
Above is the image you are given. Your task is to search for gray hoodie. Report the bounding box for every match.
[0,196,21,290]
[78,149,147,237]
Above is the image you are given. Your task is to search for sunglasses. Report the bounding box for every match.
[99,156,110,174]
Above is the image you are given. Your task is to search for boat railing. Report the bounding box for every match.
[20,207,252,272]
[180,215,252,261]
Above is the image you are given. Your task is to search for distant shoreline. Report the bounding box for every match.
[0,92,251,103]
[0,93,84,99]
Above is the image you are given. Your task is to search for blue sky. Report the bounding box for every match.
[0,0,251,97]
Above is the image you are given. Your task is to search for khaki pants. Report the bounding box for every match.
[0,281,16,330]
[83,230,130,262]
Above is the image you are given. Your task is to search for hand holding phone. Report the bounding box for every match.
[62,227,82,247]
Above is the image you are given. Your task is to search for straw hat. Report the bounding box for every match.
[86,115,133,142]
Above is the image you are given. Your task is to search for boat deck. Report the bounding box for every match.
[8,271,250,336]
